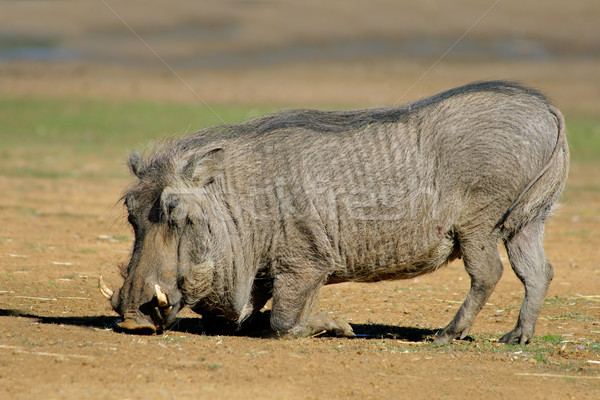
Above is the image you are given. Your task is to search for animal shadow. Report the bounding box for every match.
[170,311,438,342]
[348,323,437,341]
[0,308,119,330]
[1,308,440,342]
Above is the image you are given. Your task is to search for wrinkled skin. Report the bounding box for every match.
[102,81,569,343]
[106,143,357,337]
[109,189,185,333]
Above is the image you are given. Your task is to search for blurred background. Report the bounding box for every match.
[1,0,598,109]
[0,0,599,177]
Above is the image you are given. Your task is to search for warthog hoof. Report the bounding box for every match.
[498,327,532,344]
[307,313,355,338]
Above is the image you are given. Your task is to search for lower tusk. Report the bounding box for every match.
[155,284,169,308]
[162,306,173,319]
[99,275,114,300]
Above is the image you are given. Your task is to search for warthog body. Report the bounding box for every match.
[103,81,568,344]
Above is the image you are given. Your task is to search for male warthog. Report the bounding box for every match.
[100,81,568,344]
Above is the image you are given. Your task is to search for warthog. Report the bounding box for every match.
[100,81,568,344]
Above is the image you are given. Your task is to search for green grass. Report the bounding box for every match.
[397,334,600,369]
[565,115,600,164]
[158,335,189,344]
[205,363,222,371]
[537,334,565,345]
[79,248,97,254]
[544,296,575,306]
[0,96,598,179]
[0,97,269,149]
[544,312,593,322]
[113,235,134,242]
[0,96,274,178]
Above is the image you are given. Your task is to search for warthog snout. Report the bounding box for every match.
[116,317,157,334]
[99,276,177,334]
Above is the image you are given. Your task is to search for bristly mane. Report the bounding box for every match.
[124,80,548,199]
[175,80,548,148]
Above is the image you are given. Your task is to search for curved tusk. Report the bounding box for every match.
[155,284,169,308]
[99,275,114,300]
[162,306,173,319]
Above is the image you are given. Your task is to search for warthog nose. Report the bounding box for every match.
[116,318,157,334]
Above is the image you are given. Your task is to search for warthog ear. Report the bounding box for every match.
[128,151,143,178]
[182,148,224,185]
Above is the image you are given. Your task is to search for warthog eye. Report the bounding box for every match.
[149,198,161,223]
[168,199,180,214]
[160,191,186,228]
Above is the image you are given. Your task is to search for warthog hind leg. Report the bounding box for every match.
[499,218,553,344]
[435,236,503,344]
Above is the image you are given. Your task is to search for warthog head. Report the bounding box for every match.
[100,147,228,334]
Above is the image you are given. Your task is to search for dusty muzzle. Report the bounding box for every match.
[116,316,158,334]
[99,276,173,334]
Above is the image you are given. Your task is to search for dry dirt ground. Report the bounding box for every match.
[3,164,599,400]
[1,116,600,400]
[1,1,600,399]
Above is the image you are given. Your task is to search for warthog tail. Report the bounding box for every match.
[495,105,567,230]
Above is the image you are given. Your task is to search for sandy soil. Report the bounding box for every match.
[1,164,599,400]
[1,1,600,399]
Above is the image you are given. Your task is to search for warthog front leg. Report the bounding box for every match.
[306,312,355,337]
[270,267,355,338]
